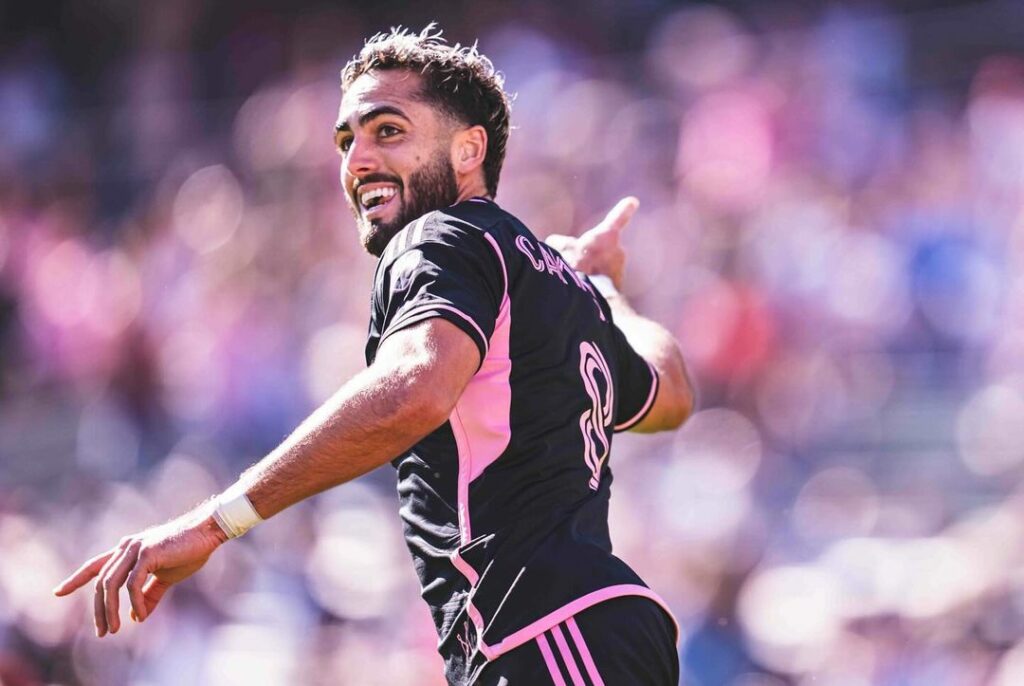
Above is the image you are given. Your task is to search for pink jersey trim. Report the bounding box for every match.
[450,549,479,586]
[536,633,567,686]
[483,232,509,295]
[480,584,681,661]
[614,361,660,431]
[567,617,605,686]
[381,302,490,356]
[448,296,512,545]
[466,599,490,655]
[551,624,586,686]
[449,405,475,544]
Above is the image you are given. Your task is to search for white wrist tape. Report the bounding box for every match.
[212,484,263,539]
[589,274,620,298]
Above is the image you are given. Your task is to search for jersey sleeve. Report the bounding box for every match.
[609,321,660,432]
[372,215,503,363]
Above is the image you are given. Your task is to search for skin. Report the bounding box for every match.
[335,69,489,254]
[53,67,693,637]
[546,197,695,431]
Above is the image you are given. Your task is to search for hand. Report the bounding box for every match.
[53,512,228,636]
[545,196,639,290]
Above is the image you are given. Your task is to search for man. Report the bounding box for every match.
[55,26,694,685]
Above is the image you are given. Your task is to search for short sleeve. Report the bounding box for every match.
[609,321,659,432]
[371,215,503,364]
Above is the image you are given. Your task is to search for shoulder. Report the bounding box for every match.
[379,208,486,266]
[373,209,506,292]
[381,201,522,271]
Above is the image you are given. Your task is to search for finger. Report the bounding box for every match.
[92,540,130,637]
[53,551,114,596]
[102,541,141,634]
[141,576,171,618]
[594,196,639,236]
[94,576,108,637]
[126,553,150,622]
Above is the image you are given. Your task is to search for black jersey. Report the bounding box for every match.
[364,198,678,684]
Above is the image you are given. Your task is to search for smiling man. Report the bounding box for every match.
[55,25,694,685]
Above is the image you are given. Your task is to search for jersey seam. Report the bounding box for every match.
[380,303,490,359]
[451,403,475,544]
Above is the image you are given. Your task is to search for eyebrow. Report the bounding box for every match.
[334,105,412,136]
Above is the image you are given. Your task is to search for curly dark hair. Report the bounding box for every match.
[341,24,512,197]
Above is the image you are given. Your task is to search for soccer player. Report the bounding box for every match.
[54,26,694,685]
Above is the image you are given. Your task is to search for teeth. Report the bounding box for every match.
[360,186,397,208]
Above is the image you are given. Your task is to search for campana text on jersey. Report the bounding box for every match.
[514,234,606,322]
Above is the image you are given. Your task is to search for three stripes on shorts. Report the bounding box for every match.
[534,617,605,686]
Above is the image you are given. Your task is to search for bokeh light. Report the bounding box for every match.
[2,3,1023,684]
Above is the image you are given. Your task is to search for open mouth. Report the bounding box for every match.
[359,185,399,218]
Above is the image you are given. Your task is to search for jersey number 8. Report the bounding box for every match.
[578,341,614,490]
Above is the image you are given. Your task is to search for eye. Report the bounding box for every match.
[337,136,353,153]
[379,124,401,139]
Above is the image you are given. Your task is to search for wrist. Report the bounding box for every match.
[200,514,231,546]
[210,484,264,540]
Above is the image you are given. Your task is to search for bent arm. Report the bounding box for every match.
[235,317,480,519]
[604,290,694,433]
[546,197,695,434]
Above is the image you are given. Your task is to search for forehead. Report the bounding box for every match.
[336,69,432,128]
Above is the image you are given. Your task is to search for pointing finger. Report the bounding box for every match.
[594,196,639,236]
[53,550,114,597]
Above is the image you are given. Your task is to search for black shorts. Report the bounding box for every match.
[473,596,679,685]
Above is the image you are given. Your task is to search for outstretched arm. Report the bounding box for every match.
[230,317,479,518]
[546,197,694,432]
[54,318,479,634]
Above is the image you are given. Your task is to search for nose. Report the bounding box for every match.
[343,135,378,182]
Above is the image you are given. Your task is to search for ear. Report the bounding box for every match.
[451,125,488,177]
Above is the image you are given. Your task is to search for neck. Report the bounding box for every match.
[454,178,490,203]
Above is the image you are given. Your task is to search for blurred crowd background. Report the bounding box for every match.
[3,0,1024,684]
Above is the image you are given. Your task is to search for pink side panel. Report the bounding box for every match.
[458,295,512,483]
[449,295,511,542]
[450,230,513,547]
[566,617,605,686]
[535,633,568,686]
[551,624,586,686]
[481,584,681,660]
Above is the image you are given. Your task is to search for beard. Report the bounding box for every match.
[354,150,459,257]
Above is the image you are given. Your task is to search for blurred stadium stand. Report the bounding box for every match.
[3,1,1024,684]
